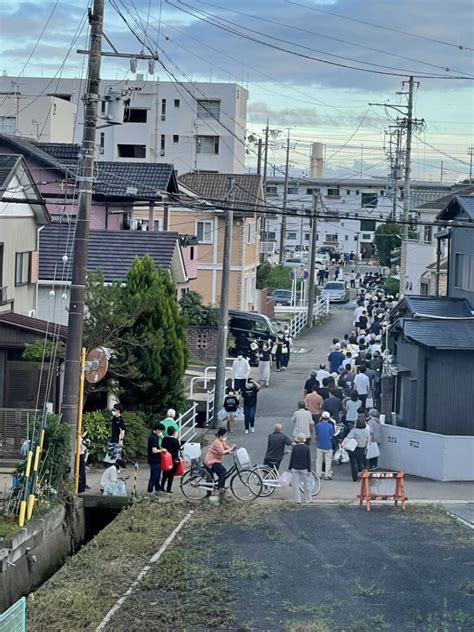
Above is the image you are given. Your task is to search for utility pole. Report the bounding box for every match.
[262,120,269,192]
[61,0,104,467]
[307,193,318,327]
[400,76,415,293]
[279,130,290,264]
[256,138,262,176]
[213,178,234,427]
[469,146,473,182]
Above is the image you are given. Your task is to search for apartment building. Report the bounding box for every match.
[264,176,452,259]
[0,76,248,174]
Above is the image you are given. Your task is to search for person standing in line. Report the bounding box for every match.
[328,343,345,374]
[281,329,292,370]
[204,428,236,493]
[350,270,356,289]
[316,363,331,384]
[232,354,251,394]
[304,385,324,423]
[354,365,371,411]
[304,370,319,396]
[315,412,335,481]
[342,390,362,429]
[289,433,313,504]
[104,404,126,464]
[322,390,343,423]
[160,409,179,437]
[223,388,240,433]
[274,331,285,372]
[367,408,382,471]
[147,422,165,495]
[291,401,314,445]
[258,342,272,387]
[242,378,261,434]
[160,427,181,496]
[263,424,293,471]
[345,415,371,482]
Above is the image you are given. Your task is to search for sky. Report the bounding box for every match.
[0,0,473,182]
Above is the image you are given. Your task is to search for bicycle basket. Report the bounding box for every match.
[235,447,251,470]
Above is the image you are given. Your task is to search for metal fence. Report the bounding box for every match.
[288,296,330,338]
[0,408,38,454]
[177,402,198,443]
[0,597,26,632]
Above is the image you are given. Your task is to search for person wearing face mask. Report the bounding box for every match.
[274,330,285,372]
[232,354,251,394]
[204,428,236,494]
[104,403,126,464]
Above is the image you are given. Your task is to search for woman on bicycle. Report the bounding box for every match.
[204,428,235,492]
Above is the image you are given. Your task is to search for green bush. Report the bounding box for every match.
[83,411,109,463]
[384,277,400,297]
[257,262,293,290]
[122,411,149,461]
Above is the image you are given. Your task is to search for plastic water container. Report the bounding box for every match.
[182,442,201,464]
[235,447,250,470]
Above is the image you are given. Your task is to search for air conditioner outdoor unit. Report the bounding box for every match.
[260,241,276,254]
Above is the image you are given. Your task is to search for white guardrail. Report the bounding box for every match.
[177,402,198,442]
[288,296,330,337]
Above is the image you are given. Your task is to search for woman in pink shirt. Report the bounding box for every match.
[204,429,235,491]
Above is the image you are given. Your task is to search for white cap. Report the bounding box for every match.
[321,411,331,419]
[335,343,341,350]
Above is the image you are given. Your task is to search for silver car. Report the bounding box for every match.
[321,281,350,303]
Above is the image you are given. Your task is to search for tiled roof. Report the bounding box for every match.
[0,134,64,171]
[36,142,81,161]
[416,186,474,210]
[0,154,20,189]
[404,296,472,317]
[403,319,474,349]
[0,312,67,339]
[39,223,181,282]
[178,172,263,211]
[436,193,474,221]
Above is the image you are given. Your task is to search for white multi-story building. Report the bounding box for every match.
[0,76,248,174]
[263,176,452,259]
[0,95,76,143]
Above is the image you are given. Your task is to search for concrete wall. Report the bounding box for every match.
[0,502,86,613]
[379,423,474,481]
[448,228,474,305]
[0,96,76,143]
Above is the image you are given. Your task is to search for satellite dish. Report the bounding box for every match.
[85,346,109,384]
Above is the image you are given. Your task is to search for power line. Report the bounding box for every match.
[285,0,474,52]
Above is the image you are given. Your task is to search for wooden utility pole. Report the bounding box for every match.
[279,130,290,264]
[400,76,415,293]
[307,193,318,327]
[61,0,104,467]
[213,178,234,427]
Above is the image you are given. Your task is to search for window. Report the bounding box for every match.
[346,189,350,195]
[262,231,276,241]
[174,99,180,108]
[266,185,278,197]
[100,132,105,152]
[287,186,299,195]
[161,99,166,118]
[325,234,338,243]
[153,219,161,232]
[304,233,310,241]
[196,220,214,243]
[327,188,340,198]
[362,233,371,240]
[173,134,179,143]
[15,252,31,285]
[361,193,378,208]
[360,219,376,232]
[380,190,384,196]
[117,144,146,158]
[355,190,360,195]
[286,231,297,240]
[306,187,320,195]
[196,136,219,154]
[197,99,221,120]
[246,276,255,304]
[0,116,16,133]
[423,225,432,244]
[161,134,166,153]
[124,108,147,123]
[247,222,256,244]
[454,253,474,290]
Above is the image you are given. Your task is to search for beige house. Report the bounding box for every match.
[0,155,50,315]
[176,173,262,311]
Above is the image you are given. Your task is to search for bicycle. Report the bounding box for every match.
[180,450,263,501]
[248,462,321,498]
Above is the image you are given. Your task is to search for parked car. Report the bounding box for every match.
[228,310,278,363]
[283,257,325,269]
[317,247,339,261]
[272,288,293,306]
[321,281,350,303]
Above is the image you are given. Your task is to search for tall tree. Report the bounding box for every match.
[84,257,188,418]
[374,223,401,267]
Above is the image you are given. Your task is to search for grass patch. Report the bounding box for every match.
[0,517,20,539]
[395,504,473,545]
[461,579,474,596]
[27,500,188,631]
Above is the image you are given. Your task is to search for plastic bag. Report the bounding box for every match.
[343,437,357,452]
[217,408,228,421]
[279,471,292,487]
[305,474,315,491]
[366,442,380,459]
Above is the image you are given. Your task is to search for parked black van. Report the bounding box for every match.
[227,310,277,363]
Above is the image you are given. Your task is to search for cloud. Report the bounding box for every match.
[248,101,382,127]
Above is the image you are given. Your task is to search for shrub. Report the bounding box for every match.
[122,411,149,461]
[83,411,109,463]
[384,277,400,297]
